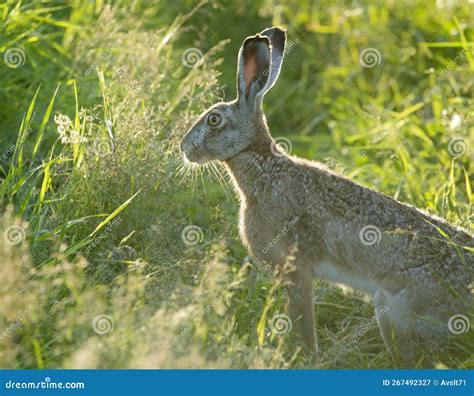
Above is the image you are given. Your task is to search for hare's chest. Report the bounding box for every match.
[238,201,299,266]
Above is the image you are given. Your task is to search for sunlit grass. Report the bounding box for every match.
[0,0,472,369]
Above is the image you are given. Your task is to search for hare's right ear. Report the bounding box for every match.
[260,27,286,93]
[236,35,271,109]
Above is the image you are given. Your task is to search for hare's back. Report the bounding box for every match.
[300,162,473,286]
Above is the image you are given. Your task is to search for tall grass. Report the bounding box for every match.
[0,0,472,368]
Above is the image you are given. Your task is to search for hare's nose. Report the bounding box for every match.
[179,135,189,153]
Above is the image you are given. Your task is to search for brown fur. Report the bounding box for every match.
[180,27,473,366]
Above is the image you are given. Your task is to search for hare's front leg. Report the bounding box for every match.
[287,264,318,356]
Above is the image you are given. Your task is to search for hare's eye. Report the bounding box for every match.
[207,113,222,127]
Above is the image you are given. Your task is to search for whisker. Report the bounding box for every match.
[199,164,208,197]
[191,163,199,191]
[177,160,193,186]
[210,162,233,201]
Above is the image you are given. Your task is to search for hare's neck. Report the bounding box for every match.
[224,120,281,201]
[224,149,277,201]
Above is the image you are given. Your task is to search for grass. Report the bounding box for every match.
[0,0,472,368]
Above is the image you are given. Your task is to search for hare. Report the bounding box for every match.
[180,27,473,366]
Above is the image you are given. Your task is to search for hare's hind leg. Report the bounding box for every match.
[374,288,418,367]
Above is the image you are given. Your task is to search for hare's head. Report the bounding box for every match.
[180,27,286,164]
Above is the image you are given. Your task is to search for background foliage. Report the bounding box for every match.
[0,0,472,368]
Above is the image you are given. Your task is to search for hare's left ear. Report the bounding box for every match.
[236,35,271,108]
[236,27,287,109]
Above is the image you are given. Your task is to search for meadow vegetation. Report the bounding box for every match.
[0,0,472,368]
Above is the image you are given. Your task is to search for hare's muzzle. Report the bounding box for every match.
[180,132,205,164]
[179,137,192,162]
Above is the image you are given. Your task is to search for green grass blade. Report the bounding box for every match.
[90,190,141,237]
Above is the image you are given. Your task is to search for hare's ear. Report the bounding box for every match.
[260,27,286,92]
[236,35,271,108]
